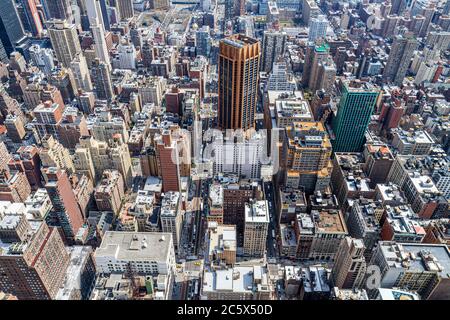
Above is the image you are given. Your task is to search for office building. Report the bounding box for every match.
[155,131,181,193]
[283,121,333,194]
[202,265,272,300]
[86,0,111,66]
[18,0,43,37]
[382,33,419,86]
[302,0,321,26]
[0,1,26,59]
[4,114,26,143]
[70,53,93,92]
[261,31,286,73]
[331,237,367,289]
[331,80,380,152]
[0,170,32,203]
[370,242,450,300]
[208,223,237,267]
[117,0,134,20]
[40,135,75,175]
[29,44,55,75]
[220,177,262,241]
[94,231,176,276]
[295,209,347,262]
[211,130,266,180]
[308,15,328,42]
[91,58,114,102]
[243,200,269,257]
[196,26,212,57]
[47,20,82,68]
[8,146,42,191]
[0,221,69,300]
[218,34,260,130]
[55,246,96,300]
[42,0,72,21]
[160,191,182,251]
[94,170,125,216]
[74,135,133,188]
[44,167,85,244]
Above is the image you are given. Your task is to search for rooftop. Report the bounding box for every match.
[203,265,269,294]
[209,184,224,207]
[379,242,450,278]
[56,246,93,300]
[95,231,173,262]
[160,191,180,217]
[245,200,270,224]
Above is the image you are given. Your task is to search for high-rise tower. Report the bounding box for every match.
[261,30,286,73]
[86,0,111,66]
[218,34,260,131]
[382,33,418,86]
[47,19,82,68]
[331,80,380,152]
[44,167,85,244]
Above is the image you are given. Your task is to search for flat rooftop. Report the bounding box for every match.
[203,266,268,294]
[209,224,237,256]
[312,210,347,234]
[380,242,450,278]
[95,231,173,262]
[56,246,93,300]
[245,200,270,224]
[222,34,259,48]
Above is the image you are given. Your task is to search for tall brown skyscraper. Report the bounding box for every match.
[156,130,181,193]
[218,34,260,131]
[44,167,84,244]
[0,222,69,300]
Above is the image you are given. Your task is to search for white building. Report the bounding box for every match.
[86,0,111,67]
[202,265,272,300]
[29,44,55,75]
[94,231,176,276]
[70,53,93,92]
[160,191,182,251]
[115,43,136,70]
[210,130,268,179]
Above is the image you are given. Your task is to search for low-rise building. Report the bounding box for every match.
[202,265,273,300]
[208,222,237,267]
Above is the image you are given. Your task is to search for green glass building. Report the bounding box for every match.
[331,82,380,152]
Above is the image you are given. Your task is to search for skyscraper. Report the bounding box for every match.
[156,131,181,193]
[302,42,335,92]
[117,0,134,20]
[196,26,212,57]
[42,0,72,21]
[284,121,333,193]
[47,19,82,68]
[86,0,111,66]
[308,15,328,42]
[382,33,418,86]
[218,34,261,130]
[261,30,286,72]
[70,53,93,92]
[0,222,70,300]
[44,167,85,244]
[18,0,44,37]
[91,58,114,102]
[0,1,26,57]
[225,0,245,20]
[331,80,380,152]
